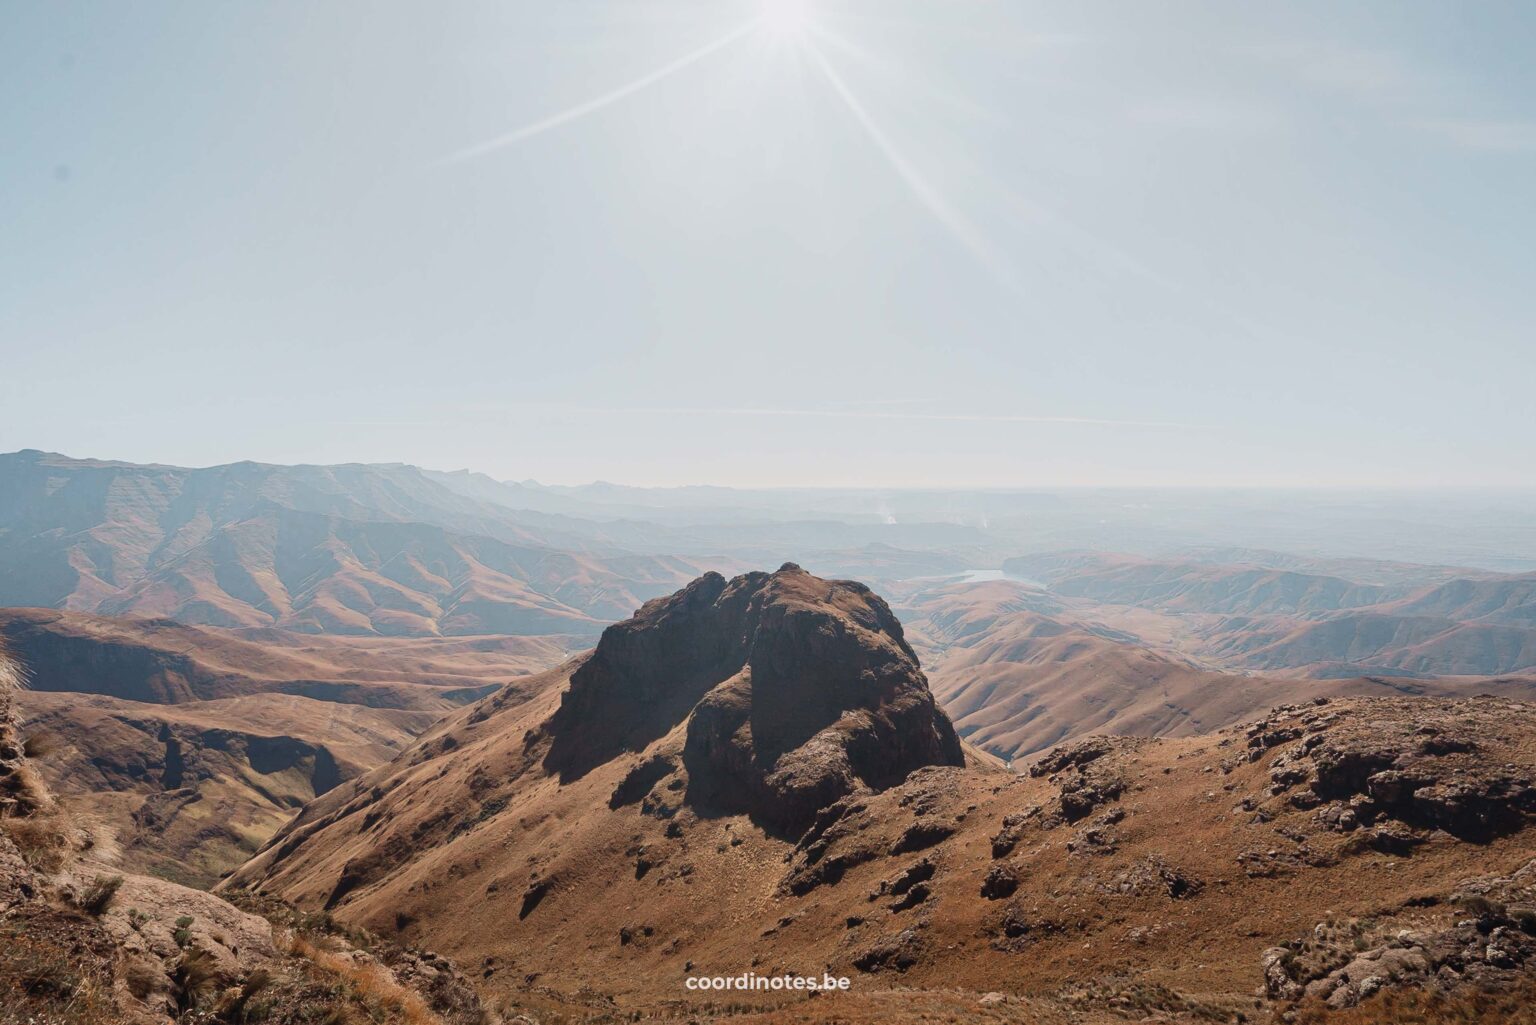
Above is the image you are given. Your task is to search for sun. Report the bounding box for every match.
[759,0,814,38]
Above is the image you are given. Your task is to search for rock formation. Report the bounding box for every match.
[1263,858,1536,1009]
[546,564,964,831]
[1243,698,1536,844]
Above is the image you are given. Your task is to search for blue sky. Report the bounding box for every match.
[3,1,1533,486]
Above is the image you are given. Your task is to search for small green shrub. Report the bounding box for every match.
[77,876,123,916]
[173,915,195,947]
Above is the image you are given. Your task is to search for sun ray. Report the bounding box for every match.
[803,40,1015,287]
[810,22,1002,126]
[439,19,760,164]
[808,20,1283,342]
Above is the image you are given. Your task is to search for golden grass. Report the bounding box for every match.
[0,809,72,871]
[0,643,52,817]
[1287,978,1536,1025]
[76,874,123,915]
[5,758,55,813]
[285,933,444,1025]
[0,642,23,697]
[0,926,127,1025]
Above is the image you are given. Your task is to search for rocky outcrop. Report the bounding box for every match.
[852,927,925,972]
[546,564,964,833]
[1263,859,1536,1009]
[1246,699,1536,844]
[1028,735,1138,825]
[980,862,1020,899]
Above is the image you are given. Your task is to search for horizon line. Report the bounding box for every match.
[5,448,1534,493]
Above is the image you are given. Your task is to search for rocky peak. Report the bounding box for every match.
[544,564,964,832]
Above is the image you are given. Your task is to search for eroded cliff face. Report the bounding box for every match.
[544,563,964,831]
[22,707,350,888]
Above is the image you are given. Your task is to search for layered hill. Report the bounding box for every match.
[15,690,434,889]
[0,607,565,709]
[1383,572,1536,626]
[999,551,1536,679]
[1199,611,1536,678]
[1002,550,1406,615]
[0,608,570,886]
[895,580,1536,762]
[225,570,1536,1023]
[913,605,1303,759]
[0,450,715,636]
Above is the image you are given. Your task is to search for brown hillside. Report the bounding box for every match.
[225,571,1536,1023]
[0,608,572,886]
[0,607,567,709]
[897,581,1536,762]
[1203,612,1536,679]
[0,641,494,1025]
[996,551,1536,680]
[15,690,435,888]
[1002,550,1399,615]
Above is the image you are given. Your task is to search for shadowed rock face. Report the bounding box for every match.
[545,564,964,832]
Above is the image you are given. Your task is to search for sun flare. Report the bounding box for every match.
[760,0,814,38]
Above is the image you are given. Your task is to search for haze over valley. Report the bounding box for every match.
[4,448,1535,892]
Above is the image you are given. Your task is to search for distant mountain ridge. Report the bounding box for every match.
[5,449,1534,674]
[895,579,1536,761]
[0,450,716,636]
[1002,550,1411,614]
[998,550,1536,679]
[0,451,997,636]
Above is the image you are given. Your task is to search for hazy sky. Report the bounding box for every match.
[4,1,1533,487]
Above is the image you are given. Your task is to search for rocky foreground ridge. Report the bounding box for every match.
[10,565,1536,1023]
[0,644,491,1025]
[218,569,1536,1023]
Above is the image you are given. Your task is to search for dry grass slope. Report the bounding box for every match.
[223,572,1536,1023]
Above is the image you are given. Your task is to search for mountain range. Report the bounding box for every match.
[0,450,719,636]
[5,450,1535,677]
[5,450,1536,1022]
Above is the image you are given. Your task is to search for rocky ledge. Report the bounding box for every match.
[1238,698,1536,848]
[1264,858,1536,1009]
